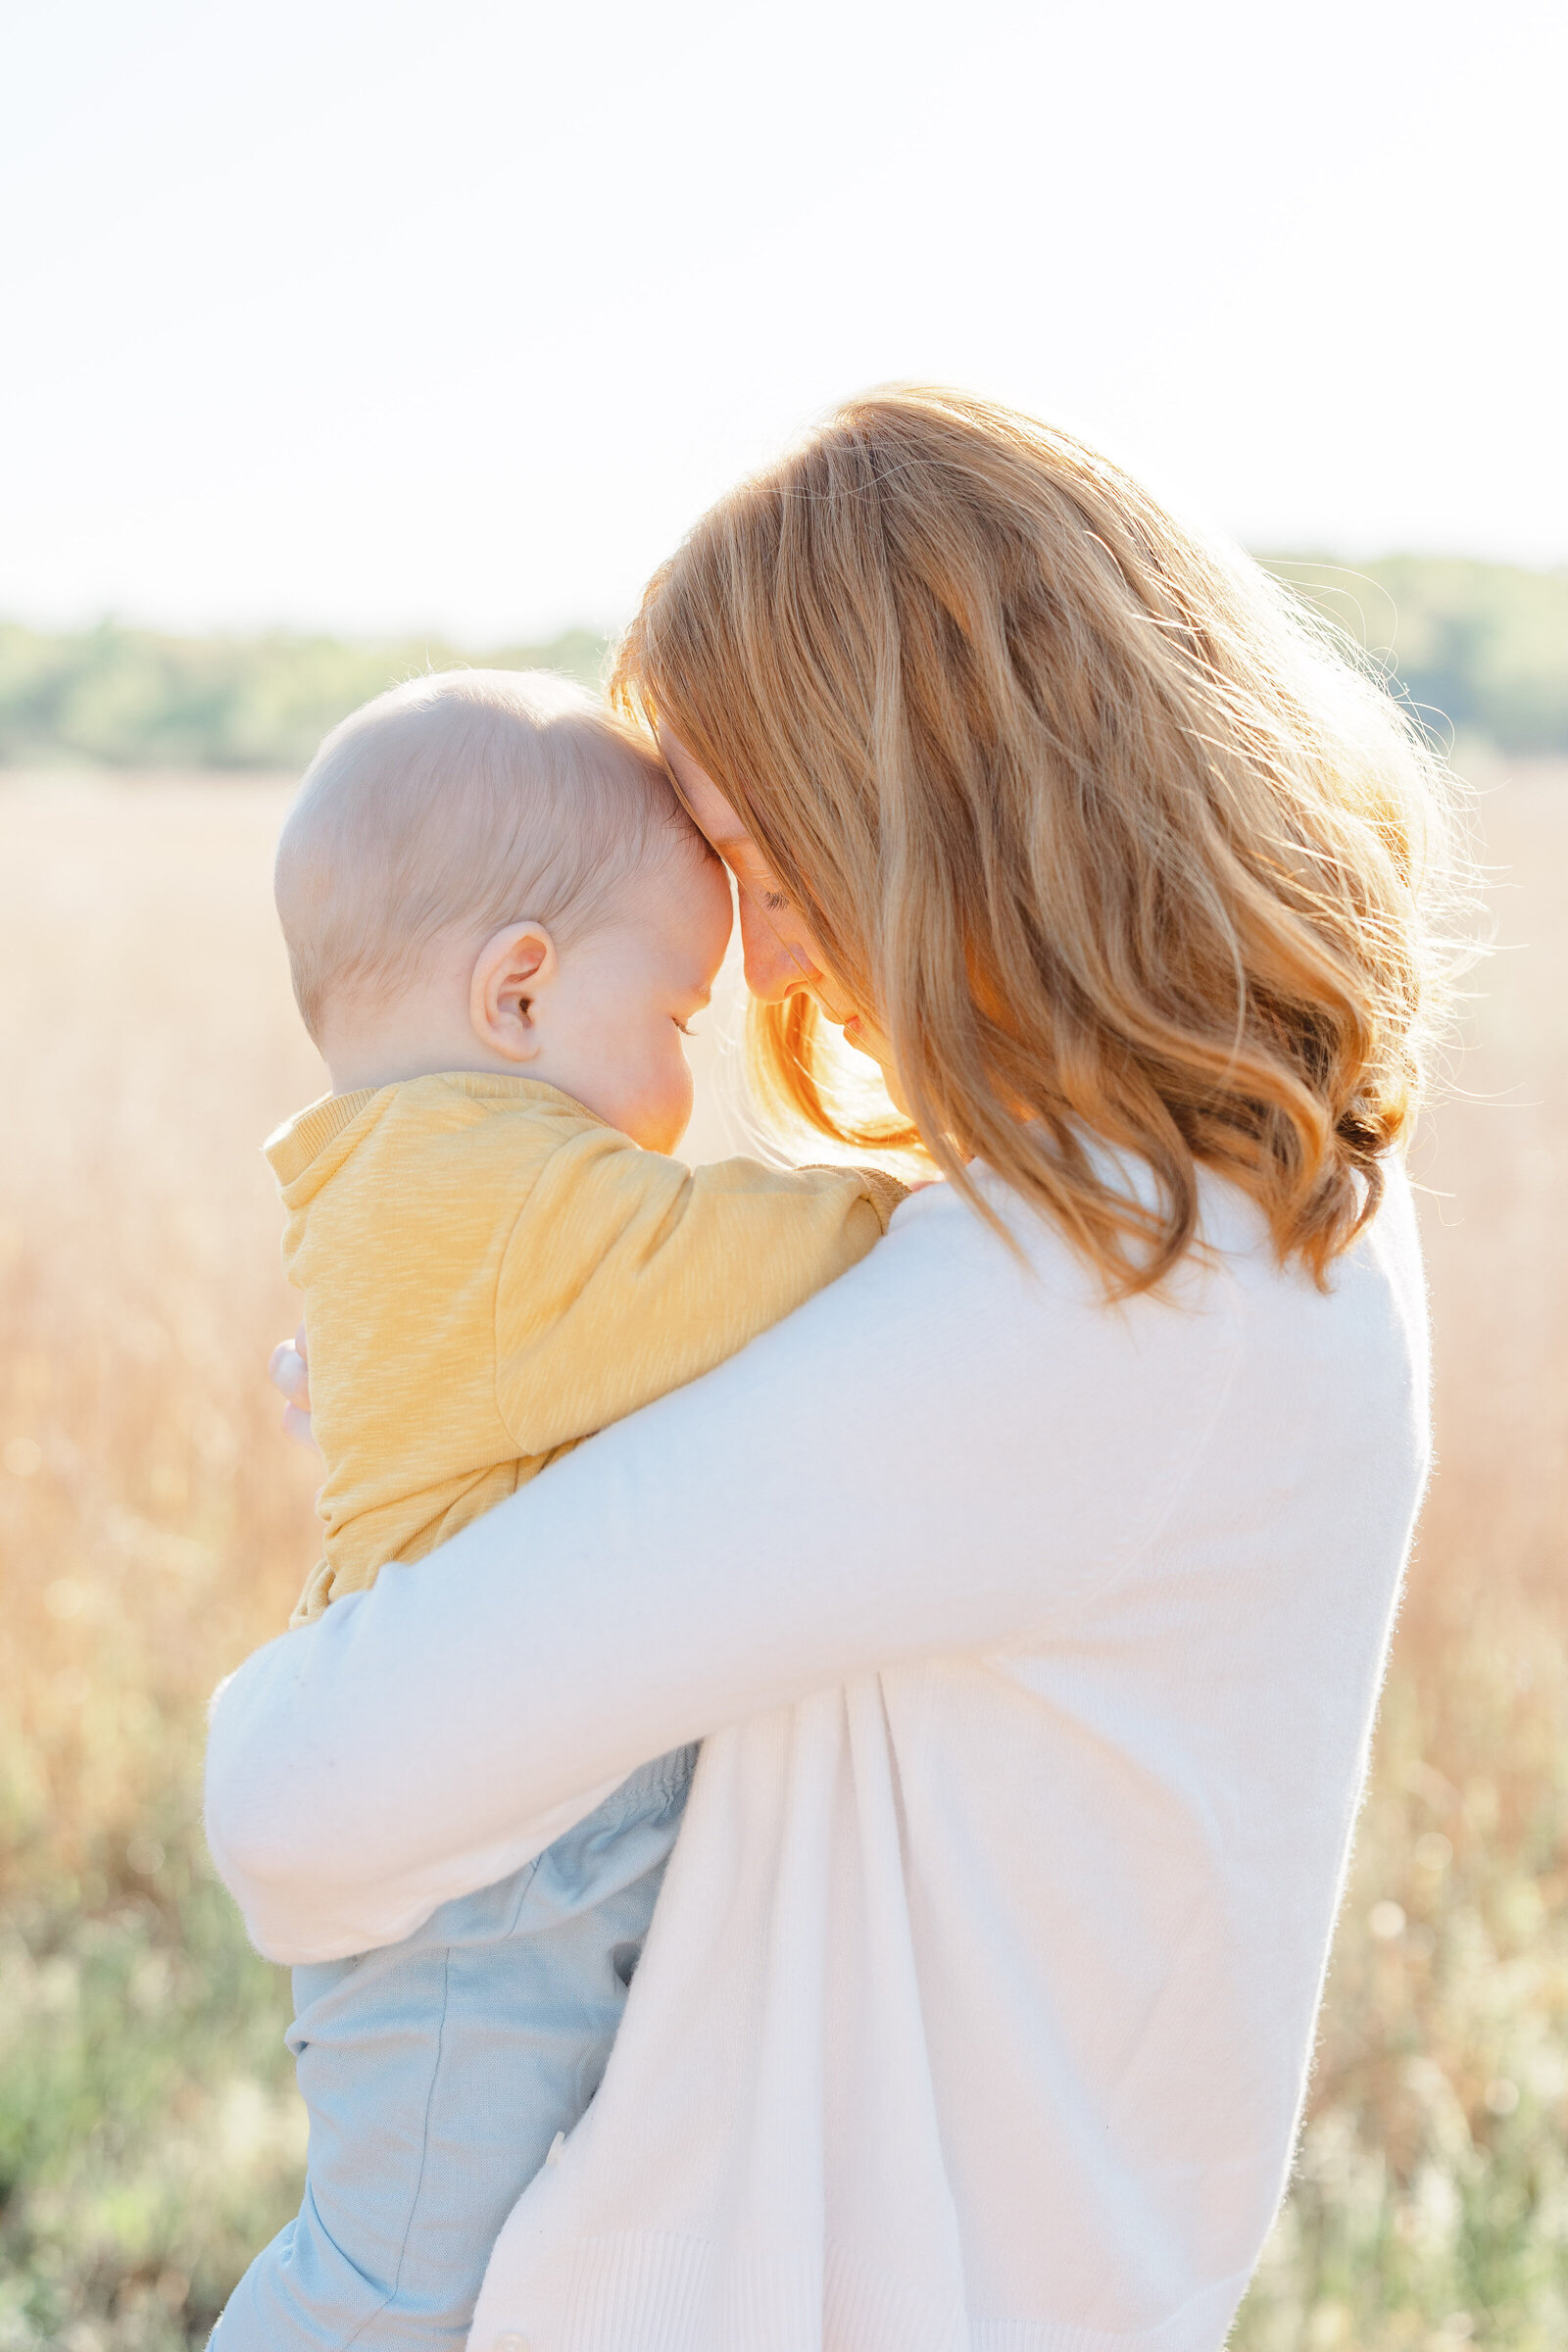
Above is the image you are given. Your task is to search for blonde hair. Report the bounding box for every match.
[276,668,693,1039]
[613,388,1467,1292]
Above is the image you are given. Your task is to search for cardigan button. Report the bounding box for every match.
[495,2336,530,2351]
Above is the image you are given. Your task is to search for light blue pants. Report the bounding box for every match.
[213,1745,696,2350]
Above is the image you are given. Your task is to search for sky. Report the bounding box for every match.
[3,0,1565,642]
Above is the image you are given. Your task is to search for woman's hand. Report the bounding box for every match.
[269,1322,318,1451]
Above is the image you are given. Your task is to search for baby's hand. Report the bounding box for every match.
[269,1322,318,1451]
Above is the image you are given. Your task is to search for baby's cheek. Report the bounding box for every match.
[619,1031,695,1154]
[661,1039,697,1146]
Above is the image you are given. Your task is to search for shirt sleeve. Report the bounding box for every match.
[490,1133,905,1453]
[205,1181,1247,1962]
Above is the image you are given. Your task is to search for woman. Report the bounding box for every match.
[209,390,1455,2350]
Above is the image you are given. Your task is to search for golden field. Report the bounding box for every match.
[0,767,1565,2349]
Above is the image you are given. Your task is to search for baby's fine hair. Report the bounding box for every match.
[275,668,692,1040]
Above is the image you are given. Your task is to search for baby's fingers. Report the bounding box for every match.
[269,1326,318,1450]
[280,1400,318,1450]
[269,1336,310,1405]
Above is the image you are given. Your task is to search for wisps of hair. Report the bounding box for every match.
[613,387,1474,1293]
[276,668,691,1039]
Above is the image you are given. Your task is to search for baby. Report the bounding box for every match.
[216,668,904,2349]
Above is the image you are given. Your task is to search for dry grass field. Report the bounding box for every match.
[0,766,1565,2349]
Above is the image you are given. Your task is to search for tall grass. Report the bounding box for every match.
[0,767,1563,2348]
[0,780,320,2348]
[1233,759,1568,2350]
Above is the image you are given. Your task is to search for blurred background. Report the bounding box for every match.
[2,3,1565,2346]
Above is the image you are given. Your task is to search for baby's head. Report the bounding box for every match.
[275,669,732,1154]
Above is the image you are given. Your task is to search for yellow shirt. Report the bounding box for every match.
[265,1072,905,1624]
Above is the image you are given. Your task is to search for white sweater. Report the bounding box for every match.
[206,1161,1430,2352]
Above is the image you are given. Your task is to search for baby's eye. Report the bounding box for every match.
[759,888,789,913]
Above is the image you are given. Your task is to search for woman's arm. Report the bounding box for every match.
[207,1183,1242,1960]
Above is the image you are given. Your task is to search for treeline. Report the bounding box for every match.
[1,559,1564,770]
[1260,557,1568,756]
[0,623,609,772]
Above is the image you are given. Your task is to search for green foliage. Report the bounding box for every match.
[1230,1654,1568,2352]
[0,1862,300,2350]
[1,559,1564,771]
[0,622,610,773]
[1261,558,1568,756]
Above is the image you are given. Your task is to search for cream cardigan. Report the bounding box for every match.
[206,1161,1430,2352]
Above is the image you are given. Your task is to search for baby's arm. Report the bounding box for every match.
[493,1130,905,1454]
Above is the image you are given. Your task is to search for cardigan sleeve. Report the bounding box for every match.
[205,1177,1247,1962]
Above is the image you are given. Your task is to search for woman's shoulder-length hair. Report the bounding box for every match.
[612,386,1472,1295]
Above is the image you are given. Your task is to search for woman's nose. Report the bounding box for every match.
[738,894,818,1004]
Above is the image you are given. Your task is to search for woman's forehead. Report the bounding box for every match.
[661,730,757,858]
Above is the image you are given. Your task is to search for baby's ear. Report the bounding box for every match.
[469,922,558,1061]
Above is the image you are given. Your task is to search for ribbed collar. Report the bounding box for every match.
[264,1089,382,1184]
[262,1071,601,1187]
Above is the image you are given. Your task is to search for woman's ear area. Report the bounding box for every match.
[468,921,558,1061]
